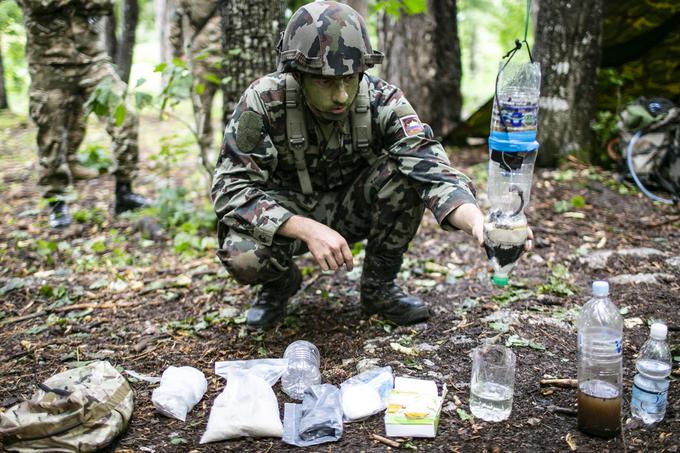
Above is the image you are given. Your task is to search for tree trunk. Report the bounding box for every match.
[342,0,368,19]
[104,15,118,60]
[378,0,462,137]
[156,0,176,64]
[533,0,603,167]
[115,0,139,84]
[219,0,285,127]
[0,35,8,110]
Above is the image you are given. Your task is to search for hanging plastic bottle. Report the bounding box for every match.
[576,281,623,438]
[484,52,541,286]
[630,322,672,425]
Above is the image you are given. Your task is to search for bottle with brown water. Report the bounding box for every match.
[577,281,623,438]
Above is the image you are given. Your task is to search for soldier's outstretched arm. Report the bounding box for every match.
[212,86,294,248]
[22,0,113,14]
[374,78,478,233]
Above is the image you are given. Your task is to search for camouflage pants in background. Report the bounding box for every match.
[217,156,426,285]
[28,59,139,198]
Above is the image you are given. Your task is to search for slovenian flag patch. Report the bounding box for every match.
[400,114,424,136]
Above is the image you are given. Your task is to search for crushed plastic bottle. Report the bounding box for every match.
[281,340,321,400]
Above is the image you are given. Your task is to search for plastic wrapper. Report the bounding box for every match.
[340,366,393,421]
[151,366,207,422]
[282,384,343,447]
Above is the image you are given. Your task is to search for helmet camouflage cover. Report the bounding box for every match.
[277,1,383,76]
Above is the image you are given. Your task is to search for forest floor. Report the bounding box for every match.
[1,109,680,453]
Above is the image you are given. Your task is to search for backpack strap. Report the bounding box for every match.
[285,73,314,195]
[351,76,373,162]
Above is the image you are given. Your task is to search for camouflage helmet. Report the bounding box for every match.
[277,1,383,76]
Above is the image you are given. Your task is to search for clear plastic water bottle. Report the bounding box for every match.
[484,61,541,286]
[577,281,623,438]
[281,340,321,400]
[631,322,672,424]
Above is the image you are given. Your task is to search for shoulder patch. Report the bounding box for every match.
[235,111,264,152]
[393,104,424,136]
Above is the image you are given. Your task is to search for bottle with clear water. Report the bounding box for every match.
[281,340,321,400]
[484,61,541,286]
[577,281,623,438]
[631,322,672,424]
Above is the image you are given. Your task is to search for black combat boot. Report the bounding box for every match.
[114,181,151,214]
[48,200,72,229]
[360,255,429,325]
[246,265,302,329]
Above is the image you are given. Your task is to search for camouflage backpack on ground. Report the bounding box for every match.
[0,361,134,452]
[617,97,680,202]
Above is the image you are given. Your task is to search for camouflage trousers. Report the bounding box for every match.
[217,156,426,285]
[28,59,139,198]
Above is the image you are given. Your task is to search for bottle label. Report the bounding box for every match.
[632,382,667,412]
[578,334,623,356]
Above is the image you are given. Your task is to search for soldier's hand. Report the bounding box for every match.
[304,222,354,272]
[525,227,534,252]
[278,215,354,272]
[446,203,484,246]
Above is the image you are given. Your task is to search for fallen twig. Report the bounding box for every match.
[540,378,577,388]
[0,299,152,328]
[133,333,171,353]
[370,433,401,448]
[547,405,577,416]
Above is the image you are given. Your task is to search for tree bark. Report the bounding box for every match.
[0,35,8,110]
[115,0,139,84]
[378,0,462,137]
[533,0,603,167]
[219,0,285,127]
[104,15,118,61]
[155,0,176,64]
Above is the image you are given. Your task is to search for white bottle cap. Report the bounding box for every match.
[592,281,609,296]
[650,322,667,340]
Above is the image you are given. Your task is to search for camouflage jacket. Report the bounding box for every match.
[18,0,112,66]
[212,72,477,246]
[169,0,221,67]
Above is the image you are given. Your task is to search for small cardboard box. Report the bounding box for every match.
[384,376,445,438]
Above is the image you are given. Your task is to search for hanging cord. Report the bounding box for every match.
[626,132,676,204]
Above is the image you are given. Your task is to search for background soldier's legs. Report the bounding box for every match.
[80,61,139,184]
[29,69,77,199]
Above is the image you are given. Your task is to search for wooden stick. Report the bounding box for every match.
[370,434,401,448]
[547,405,577,416]
[540,378,577,388]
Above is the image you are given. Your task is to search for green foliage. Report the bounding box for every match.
[491,288,533,306]
[374,0,427,18]
[553,195,587,213]
[537,263,576,297]
[591,68,635,165]
[78,144,113,173]
[0,1,27,97]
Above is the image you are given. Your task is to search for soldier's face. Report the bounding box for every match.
[301,73,360,122]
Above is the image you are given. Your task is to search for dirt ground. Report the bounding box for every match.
[1,109,679,452]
